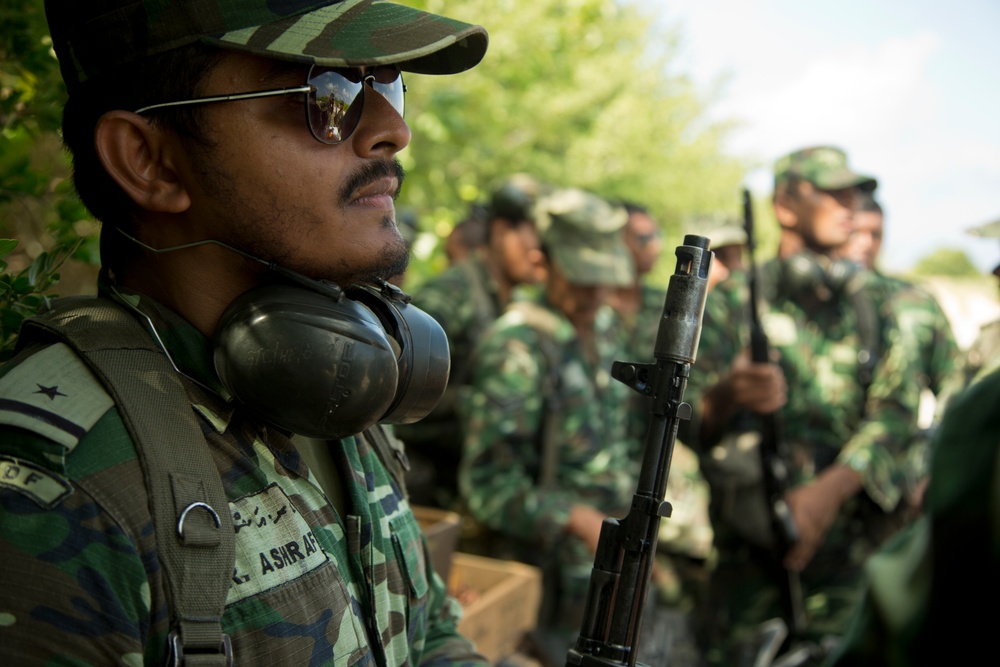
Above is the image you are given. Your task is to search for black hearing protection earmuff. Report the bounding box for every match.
[113,228,450,439]
[213,279,451,439]
[781,249,858,298]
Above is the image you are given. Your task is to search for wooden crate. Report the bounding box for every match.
[448,552,542,663]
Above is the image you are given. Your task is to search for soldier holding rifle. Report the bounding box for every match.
[682,147,920,665]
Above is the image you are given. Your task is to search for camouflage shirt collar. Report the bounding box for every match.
[98,272,234,408]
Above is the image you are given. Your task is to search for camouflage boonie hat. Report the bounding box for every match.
[774,146,877,192]
[45,0,489,92]
[487,174,549,223]
[966,216,1000,239]
[685,212,747,249]
[535,188,634,287]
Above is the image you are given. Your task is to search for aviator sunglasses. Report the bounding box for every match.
[134,64,405,145]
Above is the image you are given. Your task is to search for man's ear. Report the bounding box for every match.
[94,111,191,214]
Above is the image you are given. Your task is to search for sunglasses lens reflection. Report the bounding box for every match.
[307,67,405,144]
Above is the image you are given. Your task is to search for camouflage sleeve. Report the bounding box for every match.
[0,431,157,666]
[835,325,923,511]
[459,325,575,543]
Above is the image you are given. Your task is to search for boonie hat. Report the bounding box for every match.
[535,188,634,288]
[966,216,1000,240]
[774,146,877,193]
[45,0,489,92]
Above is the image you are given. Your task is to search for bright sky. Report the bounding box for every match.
[651,0,1000,274]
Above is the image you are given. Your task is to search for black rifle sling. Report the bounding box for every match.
[21,296,235,666]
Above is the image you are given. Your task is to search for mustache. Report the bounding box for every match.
[339,158,406,206]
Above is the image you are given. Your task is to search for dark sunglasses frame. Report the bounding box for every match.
[134,64,405,145]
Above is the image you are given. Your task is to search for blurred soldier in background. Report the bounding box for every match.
[951,216,1000,386]
[834,193,959,510]
[445,203,490,266]
[682,146,920,665]
[687,212,748,293]
[459,188,635,665]
[396,174,548,509]
[827,213,1000,667]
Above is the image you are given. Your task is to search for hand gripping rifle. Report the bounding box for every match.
[566,235,711,667]
[742,188,808,642]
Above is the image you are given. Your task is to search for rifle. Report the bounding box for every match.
[742,188,808,640]
[566,235,711,667]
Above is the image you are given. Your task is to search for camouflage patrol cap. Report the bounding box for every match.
[487,174,549,223]
[685,213,747,249]
[535,188,634,287]
[774,146,877,192]
[966,216,1000,239]
[44,0,489,92]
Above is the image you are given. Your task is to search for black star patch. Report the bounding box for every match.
[34,384,68,400]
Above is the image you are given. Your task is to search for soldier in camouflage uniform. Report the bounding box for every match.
[395,175,548,510]
[459,188,635,663]
[0,1,491,665]
[827,214,1000,667]
[835,193,960,507]
[686,212,748,294]
[682,147,921,665]
[949,217,1000,387]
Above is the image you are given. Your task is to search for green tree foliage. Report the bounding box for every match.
[398,0,749,284]
[1,0,98,356]
[910,247,982,278]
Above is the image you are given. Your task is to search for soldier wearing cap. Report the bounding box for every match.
[0,1,490,665]
[682,147,920,664]
[829,214,1000,667]
[952,217,1000,386]
[395,174,548,510]
[459,188,636,662]
[834,193,960,511]
[687,212,749,293]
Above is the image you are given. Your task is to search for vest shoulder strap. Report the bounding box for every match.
[506,301,565,489]
[20,296,235,666]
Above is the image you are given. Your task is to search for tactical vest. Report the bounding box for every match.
[8,296,410,666]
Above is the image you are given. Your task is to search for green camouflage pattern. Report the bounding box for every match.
[944,318,1000,400]
[0,288,485,666]
[45,0,488,91]
[864,273,957,398]
[862,271,960,488]
[683,261,921,660]
[773,146,877,192]
[828,365,1000,666]
[395,256,507,508]
[534,188,634,287]
[458,297,636,627]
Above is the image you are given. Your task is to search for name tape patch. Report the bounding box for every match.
[0,456,73,508]
[227,482,330,605]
